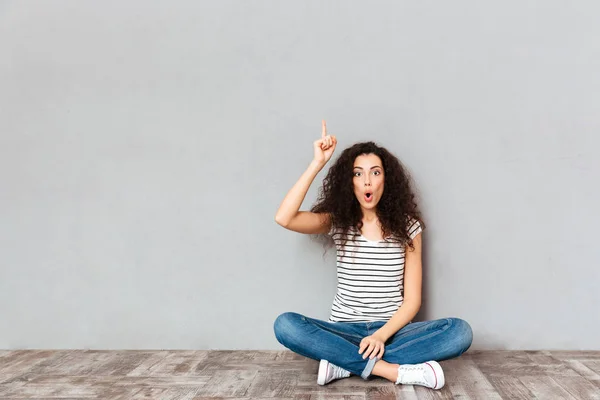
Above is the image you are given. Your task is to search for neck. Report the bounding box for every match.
[361,207,378,222]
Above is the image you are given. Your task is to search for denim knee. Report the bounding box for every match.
[273,312,302,346]
[449,318,473,354]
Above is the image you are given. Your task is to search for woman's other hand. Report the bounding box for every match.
[358,334,386,360]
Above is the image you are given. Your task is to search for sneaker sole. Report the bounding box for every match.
[317,359,329,385]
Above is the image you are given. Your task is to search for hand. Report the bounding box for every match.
[358,334,386,360]
[313,119,337,165]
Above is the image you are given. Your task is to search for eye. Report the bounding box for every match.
[354,171,361,177]
[373,170,381,176]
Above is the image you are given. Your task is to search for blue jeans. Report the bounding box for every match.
[273,312,473,380]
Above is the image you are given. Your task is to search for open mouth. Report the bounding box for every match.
[364,192,373,202]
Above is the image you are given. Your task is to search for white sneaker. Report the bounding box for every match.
[395,360,445,390]
[317,359,351,385]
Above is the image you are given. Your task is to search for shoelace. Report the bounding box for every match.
[398,365,427,385]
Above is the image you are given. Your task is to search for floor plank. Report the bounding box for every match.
[0,350,598,399]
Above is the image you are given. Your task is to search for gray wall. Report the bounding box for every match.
[1,1,598,350]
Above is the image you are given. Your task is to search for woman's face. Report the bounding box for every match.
[353,153,384,210]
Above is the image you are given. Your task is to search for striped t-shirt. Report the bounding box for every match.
[327,218,423,323]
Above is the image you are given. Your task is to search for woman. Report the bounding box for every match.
[273,120,473,390]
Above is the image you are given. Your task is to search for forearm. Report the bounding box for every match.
[275,160,324,225]
[373,301,420,342]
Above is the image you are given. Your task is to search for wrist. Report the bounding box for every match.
[310,160,326,170]
[372,331,389,342]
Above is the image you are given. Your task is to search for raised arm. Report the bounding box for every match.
[274,120,337,234]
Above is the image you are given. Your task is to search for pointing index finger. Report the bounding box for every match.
[322,120,327,137]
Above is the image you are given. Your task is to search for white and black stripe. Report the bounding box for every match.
[327,218,423,323]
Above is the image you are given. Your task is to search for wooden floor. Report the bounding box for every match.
[0,350,599,399]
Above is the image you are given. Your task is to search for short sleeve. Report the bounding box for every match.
[408,218,423,239]
[328,222,336,237]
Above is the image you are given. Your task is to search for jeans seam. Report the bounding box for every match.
[309,319,365,339]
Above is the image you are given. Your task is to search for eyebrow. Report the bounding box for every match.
[353,166,382,170]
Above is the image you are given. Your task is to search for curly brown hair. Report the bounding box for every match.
[310,141,425,252]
